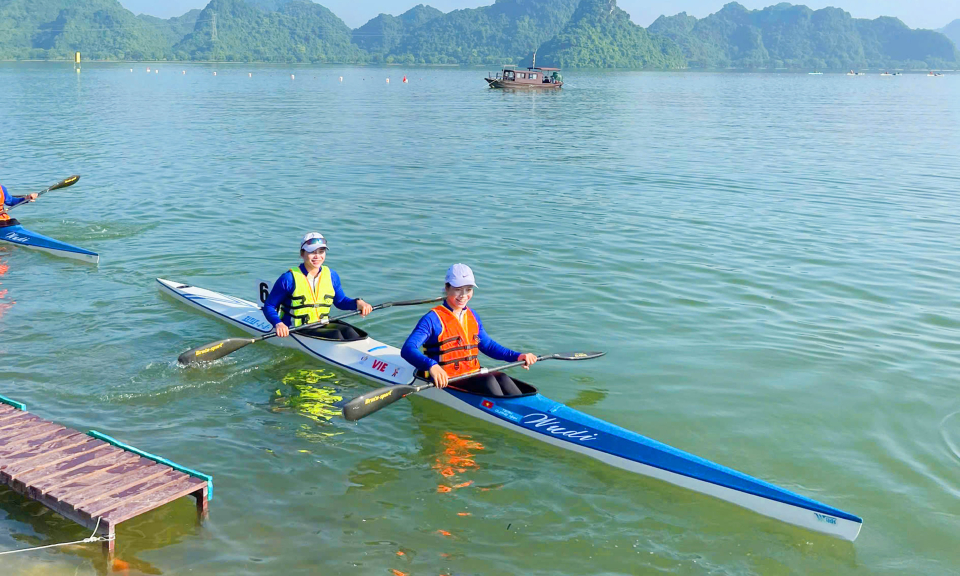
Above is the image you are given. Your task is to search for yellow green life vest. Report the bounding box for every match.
[281,266,334,327]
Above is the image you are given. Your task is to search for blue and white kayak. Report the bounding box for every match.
[157,278,863,541]
[0,224,99,264]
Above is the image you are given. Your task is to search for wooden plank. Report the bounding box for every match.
[2,437,107,481]
[0,429,85,459]
[81,469,186,519]
[0,405,21,421]
[0,414,43,435]
[6,443,114,489]
[0,424,68,455]
[0,422,63,447]
[99,475,207,526]
[38,458,154,500]
[0,414,50,436]
[51,460,168,507]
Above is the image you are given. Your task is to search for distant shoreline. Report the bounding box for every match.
[1,60,954,73]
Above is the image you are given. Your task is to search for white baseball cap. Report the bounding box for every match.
[445,263,477,288]
[300,232,328,253]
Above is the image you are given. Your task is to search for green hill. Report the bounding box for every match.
[649,2,959,69]
[0,0,170,60]
[533,0,685,68]
[173,0,363,62]
[941,19,960,49]
[138,9,201,47]
[386,0,580,65]
[352,4,442,58]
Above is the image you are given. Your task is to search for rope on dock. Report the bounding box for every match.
[0,517,113,556]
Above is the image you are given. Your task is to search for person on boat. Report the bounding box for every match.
[262,232,373,340]
[0,184,38,227]
[401,263,537,396]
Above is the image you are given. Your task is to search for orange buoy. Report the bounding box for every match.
[403,76,407,83]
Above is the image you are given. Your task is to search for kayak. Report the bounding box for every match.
[0,223,99,264]
[157,278,863,541]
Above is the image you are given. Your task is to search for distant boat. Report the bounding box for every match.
[846,70,863,76]
[928,71,944,77]
[808,71,823,75]
[485,52,563,90]
[880,71,892,76]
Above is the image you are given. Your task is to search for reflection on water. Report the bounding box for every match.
[272,369,345,443]
[433,432,483,494]
[0,254,12,321]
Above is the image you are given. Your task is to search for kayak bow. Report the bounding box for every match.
[157,278,863,541]
[0,224,98,264]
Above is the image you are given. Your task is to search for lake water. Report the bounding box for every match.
[1,63,958,575]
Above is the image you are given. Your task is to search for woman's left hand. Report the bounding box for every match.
[519,353,538,369]
[26,193,38,202]
[357,299,373,317]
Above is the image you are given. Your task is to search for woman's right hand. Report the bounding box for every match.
[275,323,290,338]
[429,365,449,388]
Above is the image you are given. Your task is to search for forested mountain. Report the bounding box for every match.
[352,4,442,58]
[649,3,958,69]
[0,0,169,59]
[385,0,580,65]
[1,0,956,69]
[138,9,201,47]
[172,0,363,62]
[534,0,684,68]
[942,19,960,48]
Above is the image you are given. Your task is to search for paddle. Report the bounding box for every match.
[342,351,605,422]
[8,175,81,211]
[177,296,443,366]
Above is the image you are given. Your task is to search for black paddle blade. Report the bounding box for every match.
[177,337,256,366]
[342,385,419,421]
[48,175,80,192]
[551,351,606,361]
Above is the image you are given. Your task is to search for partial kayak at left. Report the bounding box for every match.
[0,223,99,264]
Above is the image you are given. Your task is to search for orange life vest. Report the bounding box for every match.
[0,185,10,221]
[425,305,481,377]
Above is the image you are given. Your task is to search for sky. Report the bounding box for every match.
[119,0,958,31]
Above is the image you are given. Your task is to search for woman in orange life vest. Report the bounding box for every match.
[401,263,537,396]
[0,184,38,227]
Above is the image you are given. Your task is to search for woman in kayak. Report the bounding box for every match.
[262,232,373,340]
[401,263,537,396]
[0,184,38,227]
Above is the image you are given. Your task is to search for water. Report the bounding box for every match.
[1,63,958,575]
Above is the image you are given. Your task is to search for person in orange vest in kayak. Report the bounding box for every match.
[0,184,38,226]
[401,263,537,396]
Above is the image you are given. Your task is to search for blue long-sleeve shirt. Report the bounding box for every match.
[262,264,359,327]
[401,303,521,373]
[1,184,27,209]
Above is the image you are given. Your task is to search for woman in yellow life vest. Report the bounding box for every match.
[262,232,373,340]
[0,184,38,226]
[401,264,537,396]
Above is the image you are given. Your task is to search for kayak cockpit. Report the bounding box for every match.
[448,375,538,398]
[295,320,368,342]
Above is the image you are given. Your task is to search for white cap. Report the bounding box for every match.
[300,232,328,253]
[445,263,477,288]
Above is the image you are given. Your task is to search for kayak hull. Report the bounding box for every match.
[157,278,862,541]
[0,224,99,264]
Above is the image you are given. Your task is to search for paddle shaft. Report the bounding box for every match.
[260,296,444,342]
[7,175,80,211]
[178,295,443,365]
[341,352,605,421]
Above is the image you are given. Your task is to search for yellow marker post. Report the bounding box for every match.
[75,51,81,73]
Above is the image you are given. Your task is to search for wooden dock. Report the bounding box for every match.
[0,395,212,559]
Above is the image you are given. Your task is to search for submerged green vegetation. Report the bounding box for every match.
[0,0,957,69]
